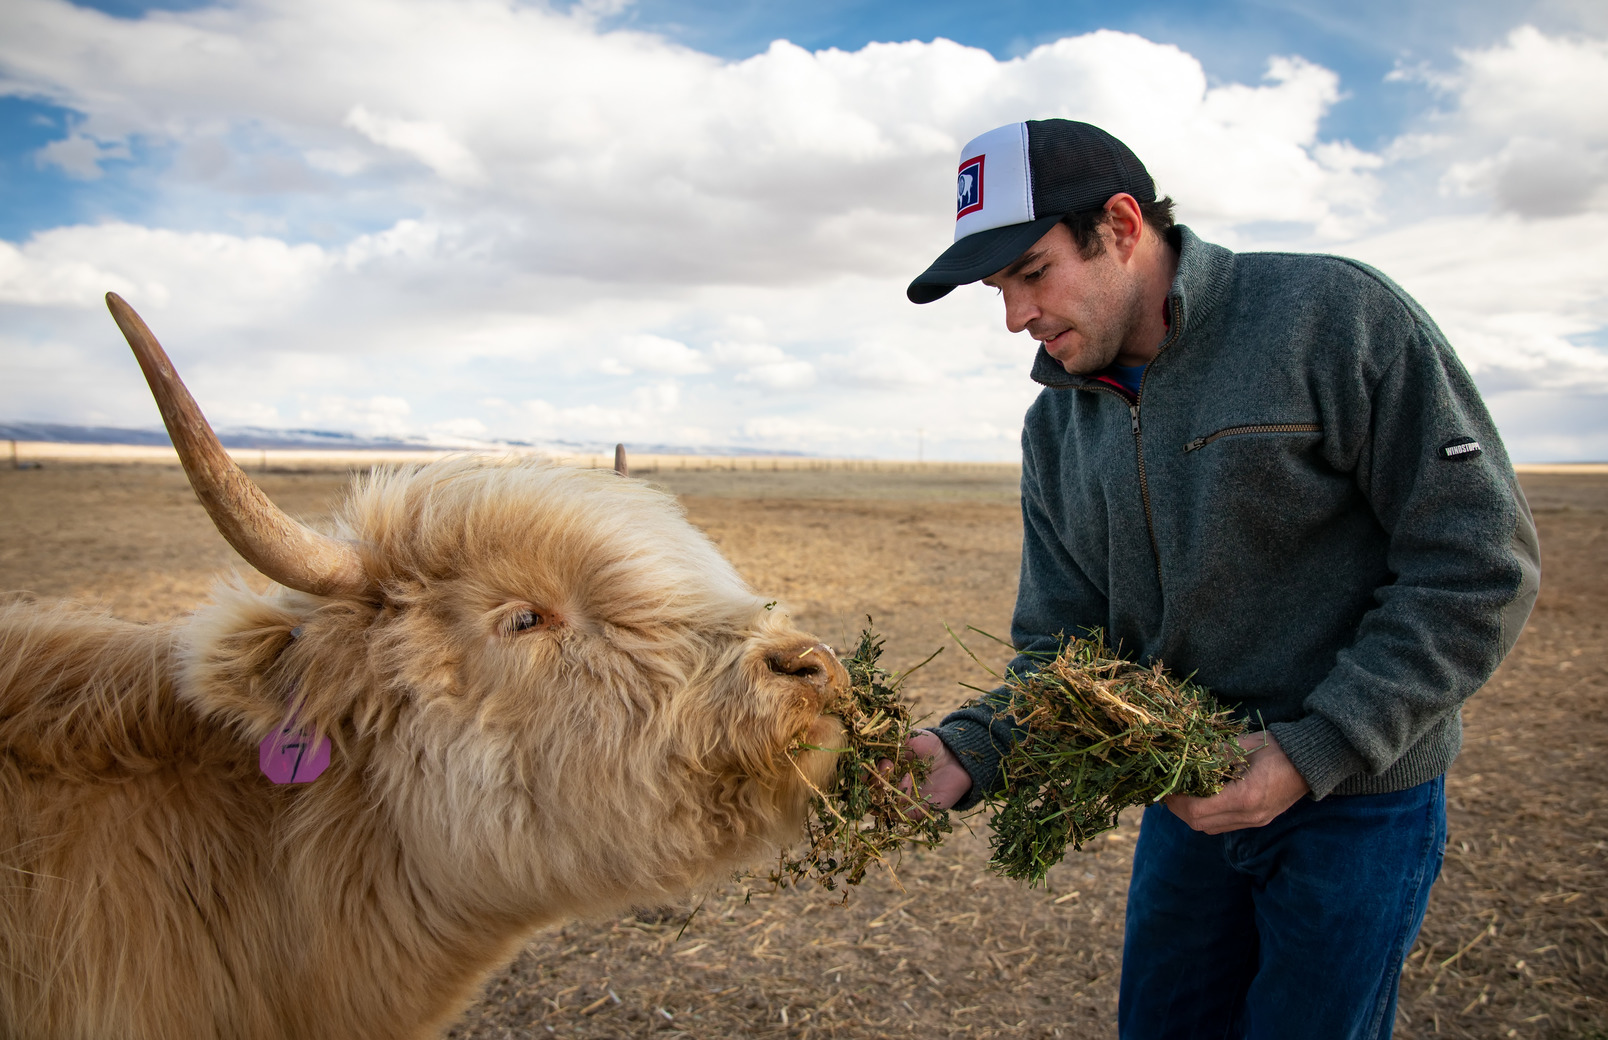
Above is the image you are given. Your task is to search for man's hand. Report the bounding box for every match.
[1163,731,1309,834]
[882,729,972,818]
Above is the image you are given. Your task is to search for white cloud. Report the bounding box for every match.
[1315,25,1608,419]
[1394,26,1608,219]
[344,104,485,186]
[1449,27,1608,140]
[734,360,816,390]
[339,220,443,269]
[516,379,693,443]
[304,146,371,177]
[0,238,135,306]
[0,2,1383,283]
[1340,209,1608,381]
[0,223,328,319]
[429,416,489,440]
[611,334,709,375]
[819,342,940,388]
[0,4,1602,459]
[704,339,819,390]
[298,395,413,438]
[34,130,128,178]
[1443,140,1606,218]
[708,340,786,366]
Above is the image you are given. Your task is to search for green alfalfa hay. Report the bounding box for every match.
[983,630,1248,885]
[767,625,952,893]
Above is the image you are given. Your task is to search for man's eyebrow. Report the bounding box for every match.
[983,249,1046,286]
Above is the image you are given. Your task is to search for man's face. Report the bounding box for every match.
[980,222,1146,375]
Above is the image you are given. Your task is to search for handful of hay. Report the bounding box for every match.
[768,626,951,892]
[984,631,1248,885]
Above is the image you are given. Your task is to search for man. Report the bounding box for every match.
[903,119,1541,1039]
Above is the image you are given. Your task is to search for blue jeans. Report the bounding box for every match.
[1118,777,1446,1040]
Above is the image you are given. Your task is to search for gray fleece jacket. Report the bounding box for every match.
[934,226,1541,809]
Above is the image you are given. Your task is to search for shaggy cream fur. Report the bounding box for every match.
[0,457,846,1040]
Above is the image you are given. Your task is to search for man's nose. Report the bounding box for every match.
[1003,289,1039,335]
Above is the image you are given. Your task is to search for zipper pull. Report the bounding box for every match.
[1129,404,1141,437]
[1183,437,1206,453]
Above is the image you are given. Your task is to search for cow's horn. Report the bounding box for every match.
[105,292,375,599]
[613,443,628,477]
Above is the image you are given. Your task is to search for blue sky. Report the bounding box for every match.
[1,0,1605,459]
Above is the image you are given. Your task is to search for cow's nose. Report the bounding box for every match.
[766,641,848,705]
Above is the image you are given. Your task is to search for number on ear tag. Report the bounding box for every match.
[259,718,331,784]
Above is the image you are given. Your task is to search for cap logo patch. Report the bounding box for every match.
[1441,436,1482,461]
[957,155,985,219]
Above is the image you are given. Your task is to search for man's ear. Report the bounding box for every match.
[1103,192,1146,261]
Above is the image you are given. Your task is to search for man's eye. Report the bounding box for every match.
[1025,265,1048,281]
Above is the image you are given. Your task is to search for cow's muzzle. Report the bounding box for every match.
[765,640,848,713]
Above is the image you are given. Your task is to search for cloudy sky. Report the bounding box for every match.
[1,0,1605,460]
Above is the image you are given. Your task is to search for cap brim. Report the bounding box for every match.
[906,215,1063,304]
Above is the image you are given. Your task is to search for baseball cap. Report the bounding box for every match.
[906,119,1157,304]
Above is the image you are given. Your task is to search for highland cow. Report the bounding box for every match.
[0,294,848,1040]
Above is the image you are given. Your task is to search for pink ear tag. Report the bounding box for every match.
[259,716,331,784]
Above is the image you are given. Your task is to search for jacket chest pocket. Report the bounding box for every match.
[1182,422,1322,454]
[1172,420,1348,554]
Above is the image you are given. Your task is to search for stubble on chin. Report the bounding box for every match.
[1048,331,1124,376]
[1051,279,1148,376]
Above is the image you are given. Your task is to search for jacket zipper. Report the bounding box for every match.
[1129,401,1159,575]
[1182,423,1323,453]
[1080,381,1161,585]
[1129,296,1183,586]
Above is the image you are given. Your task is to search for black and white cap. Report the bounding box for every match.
[907,119,1157,304]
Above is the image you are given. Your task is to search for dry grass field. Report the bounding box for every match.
[0,461,1602,1039]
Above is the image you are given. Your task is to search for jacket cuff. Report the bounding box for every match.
[1266,715,1369,801]
[929,700,1023,812]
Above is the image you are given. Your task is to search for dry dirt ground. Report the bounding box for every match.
[0,463,1602,1039]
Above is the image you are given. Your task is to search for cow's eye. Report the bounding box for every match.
[507,608,544,634]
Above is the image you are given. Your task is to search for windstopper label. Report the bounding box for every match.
[1441,437,1483,461]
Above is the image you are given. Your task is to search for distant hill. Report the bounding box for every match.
[0,422,804,458]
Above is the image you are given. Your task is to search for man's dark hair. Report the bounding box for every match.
[1061,196,1176,260]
